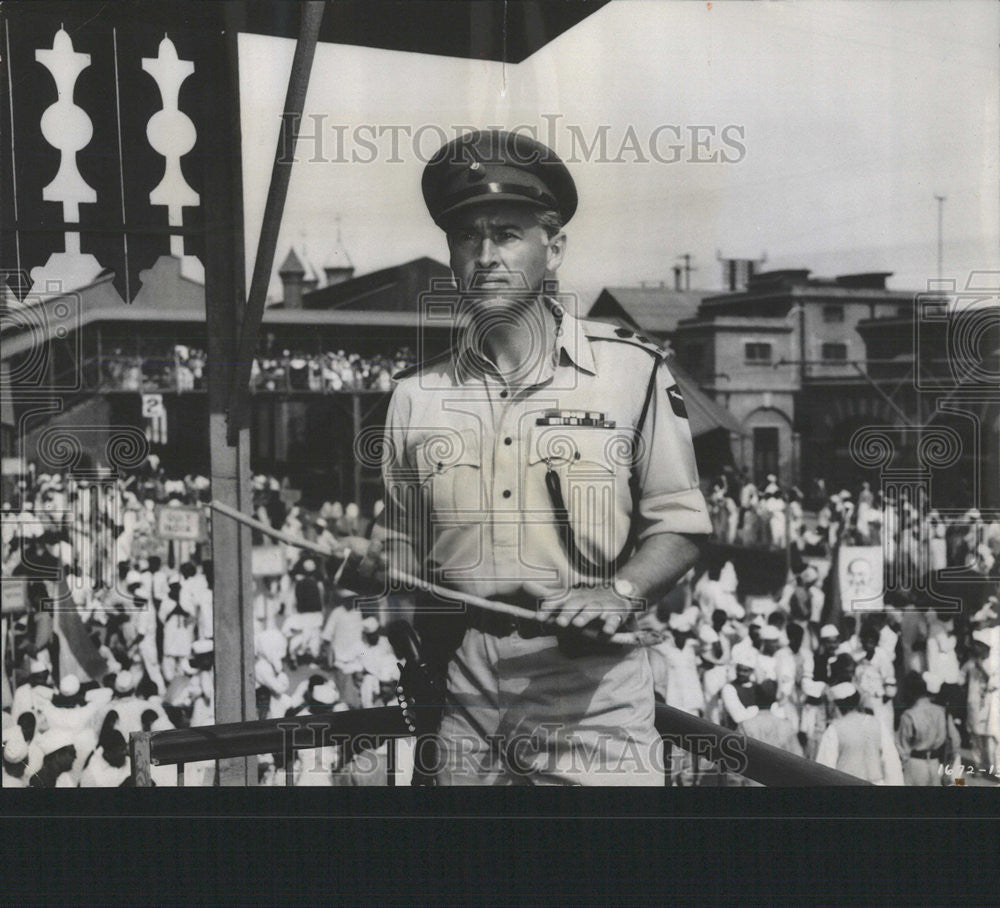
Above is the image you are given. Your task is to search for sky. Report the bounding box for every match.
[239,1,1000,310]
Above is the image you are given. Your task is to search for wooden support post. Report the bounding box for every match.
[200,5,257,786]
[130,732,153,788]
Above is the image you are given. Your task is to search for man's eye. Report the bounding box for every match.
[498,232,519,242]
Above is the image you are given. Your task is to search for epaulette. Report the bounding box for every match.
[392,348,453,381]
[582,320,665,358]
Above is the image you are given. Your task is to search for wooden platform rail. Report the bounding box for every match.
[130,703,868,787]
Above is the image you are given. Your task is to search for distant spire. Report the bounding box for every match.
[323,215,354,284]
[278,247,305,276]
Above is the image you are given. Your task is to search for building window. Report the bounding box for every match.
[823,305,845,323]
[745,342,772,364]
[821,342,848,361]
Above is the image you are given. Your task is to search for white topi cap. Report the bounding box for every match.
[830,682,857,701]
[310,682,339,706]
[3,730,29,763]
[59,674,81,697]
[801,679,826,699]
[820,624,840,640]
[922,672,943,695]
[114,671,136,695]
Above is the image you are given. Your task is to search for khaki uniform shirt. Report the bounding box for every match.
[380,312,711,601]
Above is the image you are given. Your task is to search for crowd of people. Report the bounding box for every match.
[707,468,997,575]
[3,452,998,786]
[97,345,417,395]
[642,543,999,785]
[1,455,405,787]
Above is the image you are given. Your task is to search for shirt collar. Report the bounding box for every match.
[452,300,596,385]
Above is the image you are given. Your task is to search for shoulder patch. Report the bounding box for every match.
[666,383,688,419]
[581,319,665,357]
[585,332,664,357]
[392,349,452,381]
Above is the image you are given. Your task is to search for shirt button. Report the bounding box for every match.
[499,390,508,399]
[502,489,511,499]
[504,437,512,446]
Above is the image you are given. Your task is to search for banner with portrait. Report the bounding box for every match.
[837,545,885,614]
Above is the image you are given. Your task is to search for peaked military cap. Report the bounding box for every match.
[422,129,578,229]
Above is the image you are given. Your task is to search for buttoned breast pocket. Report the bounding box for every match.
[527,426,632,564]
[413,427,483,515]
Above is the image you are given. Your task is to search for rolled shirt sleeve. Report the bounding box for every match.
[635,361,713,539]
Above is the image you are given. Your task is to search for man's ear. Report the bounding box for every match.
[546,230,566,273]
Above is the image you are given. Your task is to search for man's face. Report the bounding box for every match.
[446,202,564,297]
[847,560,870,588]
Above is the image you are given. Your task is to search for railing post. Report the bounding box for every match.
[130,732,153,787]
[386,738,396,787]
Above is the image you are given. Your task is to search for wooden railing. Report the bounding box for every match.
[130,703,868,787]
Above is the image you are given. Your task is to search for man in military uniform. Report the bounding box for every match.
[369,130,711,785]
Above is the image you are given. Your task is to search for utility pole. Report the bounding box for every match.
[934,195,946,280]
[677,253,696,291]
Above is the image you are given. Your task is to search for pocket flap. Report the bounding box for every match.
[414,427,481,472]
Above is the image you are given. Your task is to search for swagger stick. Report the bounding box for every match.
[209,500,653,647]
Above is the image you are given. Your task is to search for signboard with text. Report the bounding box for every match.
[155,505,206,542]
[1,580,28,615]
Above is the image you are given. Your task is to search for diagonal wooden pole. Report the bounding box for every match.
[209,499,651,647]
[226,0,326,444]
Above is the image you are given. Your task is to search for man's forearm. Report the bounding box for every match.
[615,532,705,609]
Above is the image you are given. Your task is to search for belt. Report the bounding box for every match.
[910,749,941,760]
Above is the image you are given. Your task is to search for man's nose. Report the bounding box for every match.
[475,237,498,266]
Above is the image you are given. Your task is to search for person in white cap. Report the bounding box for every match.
[740,679,803,757]
[772,621,802,726]
[78,729,130,788]
[799,678,829,760]
[126,563,167,697]
[255,628,292,719]
[358,616,395,677]
[720,655,759,729]
[314,518,337,554]
[30,728,79,787]
[187,638,216,728]
[658,624,706,726]
[815,682,903,784]
[895,672,959,786]
[11,659,54,725]
[2,729,32,788]
[814,624,843,684]
[159,567,197,683]
[755,624,782,684]
[730,619,762,674]
[964,639,999,774]
[38,675,113,781]
[786,564,824,632]
[852,621,897,736]
[321,595,364,676]
[694,561,742,621]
